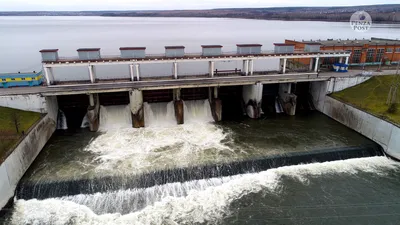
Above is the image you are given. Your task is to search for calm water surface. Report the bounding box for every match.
[0,16,399,77]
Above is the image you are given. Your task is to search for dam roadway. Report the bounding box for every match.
[0,70,376,96]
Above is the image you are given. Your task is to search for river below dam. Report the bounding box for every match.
[2,100,400,224]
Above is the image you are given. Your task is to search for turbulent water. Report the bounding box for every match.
[8,157,400,225]
[85,100,229,173]
[5,100,398,224]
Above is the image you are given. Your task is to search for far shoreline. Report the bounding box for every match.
[0,15,399,25]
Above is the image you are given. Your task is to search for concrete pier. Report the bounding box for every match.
[174,100,184,125]
[87,94,100,132]
[173,89,184,124]
[210,87,222,122]
[129,90,145,128]
[279,83,297,116]
[242,83,263,119]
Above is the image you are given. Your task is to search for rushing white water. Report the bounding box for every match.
[11,157,399,225]
[80,113,90,128]
[85,100,232,173]
[60,176,236,214]
[56,110,68,130]
[184,99,214,123]
[99,105,132,131]
[144,101,176,127]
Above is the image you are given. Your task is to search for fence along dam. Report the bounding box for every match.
[2,44,399,224]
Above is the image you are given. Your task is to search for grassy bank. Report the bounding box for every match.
[0,107,41,159]
[331,75,400,126]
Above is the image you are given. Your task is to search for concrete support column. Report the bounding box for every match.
[43,67,53,86]
[135,64,140,81]
[210,87,222,122]
[129,90,145,128]
[213,87,218,99]
[243,60,249,75]
[279,83,297,116]
[209,61,215,78]
[173,62,178,79]
[87,93,100,132]
[345,57,349,65]
[314,57,320,72]
[283,58,287,74]
[88,65,96,83]
[173,89,184,125]
[129,65,135,81]
[249,59,254,75]
[242,82,263,119]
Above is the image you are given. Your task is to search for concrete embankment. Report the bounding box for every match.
[0,97,58,210]
[311,76,400,160]
[322,96,400,160]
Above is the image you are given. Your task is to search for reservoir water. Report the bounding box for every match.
[0,16,399,77]
[1,17,400,224]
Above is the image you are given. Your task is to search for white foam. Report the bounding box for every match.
[11,157,399,225]
[80,113,90,128]
[60,176,235,214]
[184,99,214,123]
[84,122,231,173]
[99,105,132,131]
[85,100,232,173]
[144,101,176,127]
[56,110,68,130]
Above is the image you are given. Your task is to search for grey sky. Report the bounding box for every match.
[1,0,398,11]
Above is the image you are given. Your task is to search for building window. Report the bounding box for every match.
[352,49,362,63]
[366,49,376,62]
[387,48,393,53]
[376,49,385,62]
[396,48,400,53]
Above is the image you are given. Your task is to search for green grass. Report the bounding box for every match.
[0,107,41,159]
[332,75,400,126]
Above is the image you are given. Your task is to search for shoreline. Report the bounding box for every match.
[0,15,399,24]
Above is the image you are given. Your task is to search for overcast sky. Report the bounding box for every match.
[1,0,398,11]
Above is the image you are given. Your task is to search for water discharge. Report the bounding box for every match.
[99,105,132,131]
[86,100,231,173]
[10,157,399,225]
[56,110,68,130]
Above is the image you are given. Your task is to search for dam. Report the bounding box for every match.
[1,40,400,224]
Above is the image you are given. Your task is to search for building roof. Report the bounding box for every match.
[291,37,400,47]
[274,43,294,46]
[77,48,101,52]
[201,45,223,48]
[237,44,262,47]
[165,46,185,49]
[39,49,59,53]
[119,47,146,50]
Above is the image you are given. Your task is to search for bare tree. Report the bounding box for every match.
[10,112,21,134]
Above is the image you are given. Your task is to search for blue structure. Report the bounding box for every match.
[332,63,349,72]
[0,71,43,88]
